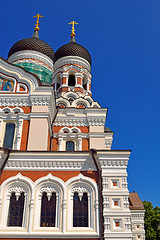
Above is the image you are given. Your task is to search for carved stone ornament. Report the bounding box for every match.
[8,186,25,201]
[71,187,88,201]
[40,187,56,201]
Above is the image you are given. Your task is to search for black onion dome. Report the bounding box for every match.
[8,31,54,60]
[54,36,91,65]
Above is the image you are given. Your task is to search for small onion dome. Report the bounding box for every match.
[53,36,91,65]
[8,30,54,61]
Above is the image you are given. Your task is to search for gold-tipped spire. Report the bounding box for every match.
[33,14,43,31]
[68,21,78,36]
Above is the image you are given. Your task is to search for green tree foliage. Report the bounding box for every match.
[143,201,160,240]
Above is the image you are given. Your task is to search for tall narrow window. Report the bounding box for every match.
[66,141,74,151]
[68,75,75,86]
[7,192,25,227]
[3,123,15,149]
[40,192,56,227]
[73,192,88,227]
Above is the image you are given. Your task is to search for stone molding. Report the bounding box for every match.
[2,151,131,171]
[8,50,53,71]
[53,56,91,72]
[0,173,99,237]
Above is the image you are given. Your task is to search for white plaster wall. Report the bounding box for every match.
[27,118,48,151]
[89,126,104,133]
[90,137,105,149]
[32,106,48,113]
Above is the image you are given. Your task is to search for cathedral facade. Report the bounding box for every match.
[0,18,145,240]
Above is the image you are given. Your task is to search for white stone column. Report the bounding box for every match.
[28,199,34,232]
[60,72,69,86]
[75,72,83,87]
[15,119,23,150]
[78,137,82,150]
[58,137,63,151]
[62,199,67,233]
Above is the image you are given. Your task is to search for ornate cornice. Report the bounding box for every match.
[8,50,53,71]
[5,159,96,171]
[54,56,91,73]
[54,118,87,126]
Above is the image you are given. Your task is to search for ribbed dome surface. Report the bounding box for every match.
[54,41,91,65]
[8,37,54,60]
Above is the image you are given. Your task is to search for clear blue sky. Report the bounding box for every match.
[0,0,160,207]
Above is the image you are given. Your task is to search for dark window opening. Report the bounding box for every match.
[66,141,74,151]
[73,192,88,227]
[57,83,60,90]
[3,123,15,149]
[7,192,25,227]
[4,110,10,114]
[68,75,75,86]
[40,192,56,227]
[83,83,87,90]
[72,131,77,133]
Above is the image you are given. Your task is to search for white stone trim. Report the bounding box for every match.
[54,56,91,72]
[0,173,33,231]
[31,174,65,232]
[65,173,99,235]
[8,50,53,71]
[17,83,28,93]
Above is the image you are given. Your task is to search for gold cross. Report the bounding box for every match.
[68,21,78,36]
[33,14,43,31]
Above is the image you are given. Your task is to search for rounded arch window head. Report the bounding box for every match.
[3,108,11,114]
[66,141,75,151]
[13,108,21,114]
[68,75,75,87]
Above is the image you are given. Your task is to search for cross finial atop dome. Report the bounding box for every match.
[33,14,43,31]
[68,21,78,37]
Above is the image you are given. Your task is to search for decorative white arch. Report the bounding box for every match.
[0,173,33,230]
[2,107,12,113]
[65,173,99,233]
[58,127,82,151]
[56,98,70,108]
[13,107,24,113]
[73,98,91,108]
[32,174,65,232]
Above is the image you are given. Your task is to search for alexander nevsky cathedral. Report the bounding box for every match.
[0,14,145,240]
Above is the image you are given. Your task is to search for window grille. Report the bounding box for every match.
[66,141,74,151]
[40,192,56,227]
[7,192,25,227]
[3,123,15,149]
[73,192,88,227]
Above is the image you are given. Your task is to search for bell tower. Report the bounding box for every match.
[52,22,92,101]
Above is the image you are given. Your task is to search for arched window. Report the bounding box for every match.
[7,192,25,227]
[68,75,75,86]
[73,192,88,227]
[40,192,56,227]
[66,141,74,151]
[3,123,15,149]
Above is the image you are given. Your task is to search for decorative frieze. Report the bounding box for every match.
[125,217,131,230]
[103,197,110,210]
[71,187,88,200]
[122,177,128,190]
[8,186,26,200]
[40,187,56,200]
[123,197,129,210]
[102,177,109,190]
[104,217,111,232]
[5,159,96,171]
[54,119,87,126]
